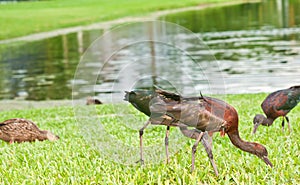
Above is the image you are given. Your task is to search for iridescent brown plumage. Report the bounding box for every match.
[0,118,59,143]
[253,85,300,134]
[124,89,186,165]
[125,88,273,175]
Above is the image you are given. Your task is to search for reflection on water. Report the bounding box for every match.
[0,30,102,100]
[1,0,300,101]
[185,28,300,93]
[72,22,225,104]
[161,0,300,94]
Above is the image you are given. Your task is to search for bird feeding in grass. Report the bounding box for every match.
[124,88,225,170]
[253,85,300,134]
[0,118,59,143]
[124,88,273,175]
[124,89,189,165]
[86,96,103,105]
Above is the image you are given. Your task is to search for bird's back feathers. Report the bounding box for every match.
[125,89,227,133]
[0,118,59,143]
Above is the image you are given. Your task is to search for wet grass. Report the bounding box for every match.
[0,93,299,184]
[0,0,236,40]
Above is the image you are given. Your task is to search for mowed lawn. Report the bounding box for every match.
[0,0,235,40]
[0,93,299,184]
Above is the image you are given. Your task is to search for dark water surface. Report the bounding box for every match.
[160,0,300,94]
[0,30,102,100]
[1,0,300,101]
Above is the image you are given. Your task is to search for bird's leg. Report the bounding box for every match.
[285,116,291,132]
[179,127,218,175]
[137,120,151,165]
[281,117,285,132]
[165,126,170,164]
[201,132,219,176]
[191,131,204,172]
[164,117,179,164]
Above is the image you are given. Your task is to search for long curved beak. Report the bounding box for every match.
[252,122,261,134]
[262,156,273,167]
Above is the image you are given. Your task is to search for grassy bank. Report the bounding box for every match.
[0,0,235,40]
[0,93,299,184]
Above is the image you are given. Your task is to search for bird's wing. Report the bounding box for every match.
[0,118,24,128]
[155,89,182,101]
[0,119,43,142]
[0,118,40,131]
[152,98,226,132]
[0,118,19,126]
[277,87,300,111]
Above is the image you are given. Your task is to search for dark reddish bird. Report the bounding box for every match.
[253,85,300,134]
[125,88,273,175]
[124,89,185,165]
[0,118,60,143]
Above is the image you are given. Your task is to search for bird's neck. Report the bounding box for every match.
[38,130,48,140]
[227,130,258,156]
[262,117,274,126]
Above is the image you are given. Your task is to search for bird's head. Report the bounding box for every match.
[124,90,155,116]
[124,91,136,102]
[252,114,265,134]
[124,90,153,102]
[86,96,93,105]
[46,131,60,141]
[252,142,273,167]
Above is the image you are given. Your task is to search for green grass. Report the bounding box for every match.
[0,93,299,184]
[0,0,236,40]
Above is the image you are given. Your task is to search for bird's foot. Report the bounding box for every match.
[135,159,144,165]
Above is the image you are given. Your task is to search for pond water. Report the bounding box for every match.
[1,0,300,101]
[161,0,300,94]
[0,30,102,100]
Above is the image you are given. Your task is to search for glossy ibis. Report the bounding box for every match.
[124,89,188,164]
[125,88,273,175]
[0,118,60,143]
[253,85,300,134]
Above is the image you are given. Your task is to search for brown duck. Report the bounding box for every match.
[86,96,102,105]
[0,118,59,143]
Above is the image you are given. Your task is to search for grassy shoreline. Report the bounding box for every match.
[0,0,242,41]
[0,93,299,184]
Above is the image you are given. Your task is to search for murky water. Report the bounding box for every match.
[161,0,300,94]
[0,30,102,100]
[1,0,300,101]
